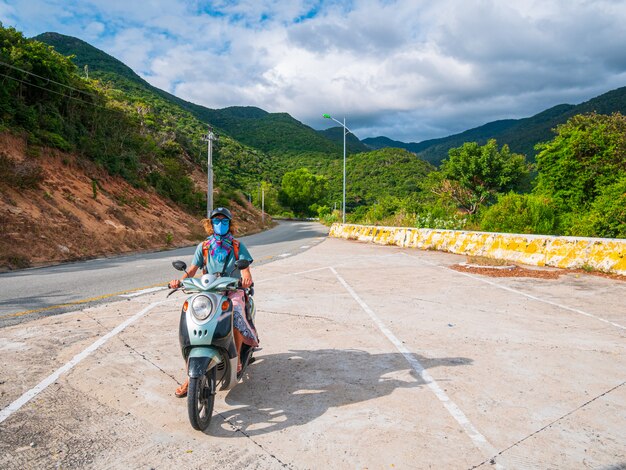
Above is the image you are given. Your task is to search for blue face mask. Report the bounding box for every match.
[212,218,230,236]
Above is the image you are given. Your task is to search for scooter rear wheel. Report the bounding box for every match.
[187,367,216,431]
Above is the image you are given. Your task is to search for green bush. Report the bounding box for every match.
[321,210,341,226]
[277,210,296,218]
[479,192,560,235]
[316,205,331,217]
[568,177,626,238]
[415,212,468,230]
[358,196,402,224]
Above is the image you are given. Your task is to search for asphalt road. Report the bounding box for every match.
[0,221,328,326]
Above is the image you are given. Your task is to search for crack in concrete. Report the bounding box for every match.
[214,409,292,469]
[85,312,181,384]
[468,381,626,469]
[259,309,339,323]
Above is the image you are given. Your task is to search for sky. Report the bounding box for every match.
[2,0,626,142]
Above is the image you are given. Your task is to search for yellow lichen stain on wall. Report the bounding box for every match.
[330,224,626,275]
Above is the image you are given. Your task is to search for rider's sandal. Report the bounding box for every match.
[175,379,188,398]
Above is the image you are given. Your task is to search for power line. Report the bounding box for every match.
[0,59,99,98]
[0,71,109,110]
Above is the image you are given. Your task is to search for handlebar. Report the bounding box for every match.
[166,279,254,298]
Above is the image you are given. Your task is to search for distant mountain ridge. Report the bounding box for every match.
[315,127,369,153]
[364,88,626,165]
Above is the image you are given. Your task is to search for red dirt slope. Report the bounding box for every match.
[0,132,270,270]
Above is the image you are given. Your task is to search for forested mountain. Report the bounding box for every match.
[5,26,438,221]
[0,25,274,268]
[2,26,272,210]
[35,32,344,156]
[363,88,626,166]
[316,126,369,153]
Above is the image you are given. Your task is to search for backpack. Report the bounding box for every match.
[201,238,240,275]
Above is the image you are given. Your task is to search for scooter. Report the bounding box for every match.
[168,259,256,431]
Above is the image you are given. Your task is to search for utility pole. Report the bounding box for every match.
[342,117,346,224]
[261,185,265,224]
[202,126,218,217]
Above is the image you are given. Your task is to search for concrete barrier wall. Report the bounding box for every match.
[329,223,626,275]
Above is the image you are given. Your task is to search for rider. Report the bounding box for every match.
[168,207,259,398]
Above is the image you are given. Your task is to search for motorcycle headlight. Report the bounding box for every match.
[191,295,213,322]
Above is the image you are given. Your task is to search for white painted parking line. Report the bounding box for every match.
[330,267,502,466]
[401,253,625,331]
[278,253,291,257]
[300,245,310,249]
[0,300,170,424]
[120,286,167,298]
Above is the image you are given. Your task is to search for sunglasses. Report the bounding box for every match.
[212,218,230,226]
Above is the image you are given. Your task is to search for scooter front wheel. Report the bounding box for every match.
[187,367,216,431]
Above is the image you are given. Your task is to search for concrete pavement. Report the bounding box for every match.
[0,237,624,469]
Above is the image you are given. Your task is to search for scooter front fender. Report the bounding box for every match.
[187,347,222,378]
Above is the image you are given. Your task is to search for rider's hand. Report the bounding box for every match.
[240,268,253,289]
[168,279,181,289]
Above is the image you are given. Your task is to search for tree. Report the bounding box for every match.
[252,181,282,215]
[438,139,530,214]
[280,168,328,216]
[534,112,626,213]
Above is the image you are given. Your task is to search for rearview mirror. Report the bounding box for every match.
[172,260,187,272]
[235,259,250,270]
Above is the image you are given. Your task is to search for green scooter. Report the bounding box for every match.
[169,259,256,431]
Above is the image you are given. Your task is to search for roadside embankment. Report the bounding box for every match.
[329,223,626,275]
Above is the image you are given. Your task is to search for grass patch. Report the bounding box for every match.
[466,255,511,266]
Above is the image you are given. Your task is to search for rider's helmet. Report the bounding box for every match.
[209,207,232,220]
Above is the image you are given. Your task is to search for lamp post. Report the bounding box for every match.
[201,126,218,217]
[323,113,353,224]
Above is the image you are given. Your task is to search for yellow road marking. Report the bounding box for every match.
[2,282,168,319]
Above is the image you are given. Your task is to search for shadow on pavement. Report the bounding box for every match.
[208,348,472,437]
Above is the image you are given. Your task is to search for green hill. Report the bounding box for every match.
[316,126,370,153]
[343,147,434,205]
[35,32,344,157]
[1,26,270,214]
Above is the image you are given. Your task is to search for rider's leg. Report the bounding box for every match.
[175,361,189,397]
[234,328,244,372]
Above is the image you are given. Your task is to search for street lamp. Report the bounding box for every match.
[323,113,353,224]
[201,126,218,217]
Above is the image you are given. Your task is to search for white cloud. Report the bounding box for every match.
[3,0,626,141]
[82,20,104,40]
